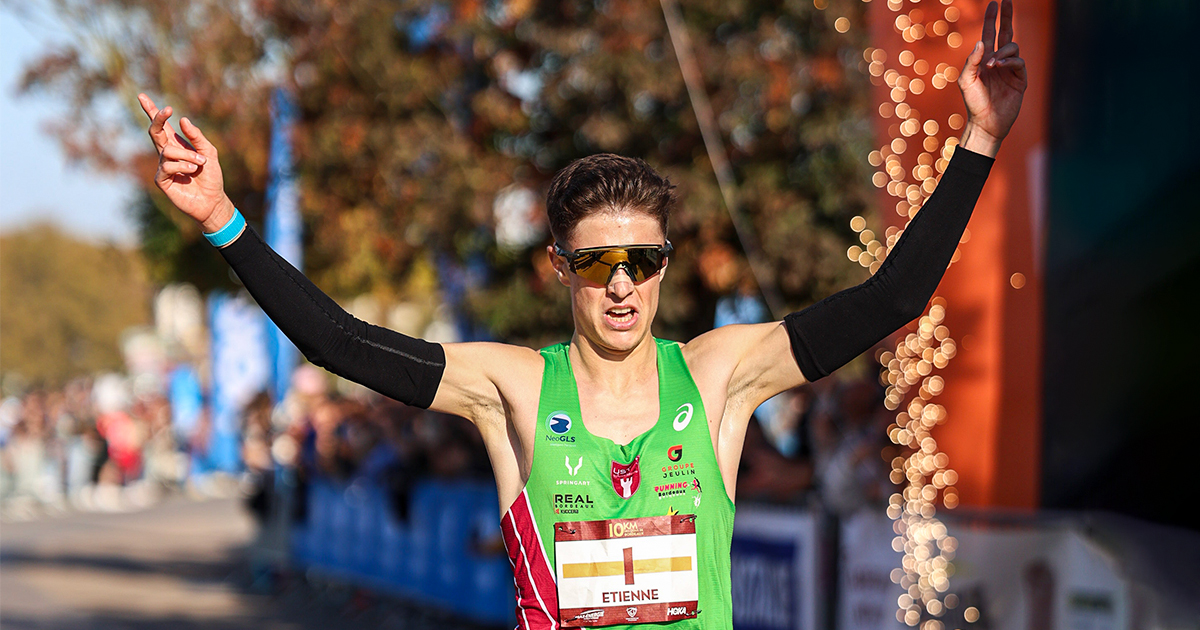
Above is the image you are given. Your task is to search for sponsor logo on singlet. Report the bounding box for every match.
[546,411,576,443]
[554,493,594,514]
[673,403,693,431]
[661,461,696,479]
[667,444,683,462]
[611,456,641,499]
[572,609,605,622]
[655,481,688,499]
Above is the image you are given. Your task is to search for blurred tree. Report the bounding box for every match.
[0,224,152,385]
[16,0,874,344]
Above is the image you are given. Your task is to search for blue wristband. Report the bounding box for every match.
[203,209,246,248]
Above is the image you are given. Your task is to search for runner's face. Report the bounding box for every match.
[550,211,666,356]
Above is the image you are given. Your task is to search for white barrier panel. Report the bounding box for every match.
[731,506,822,630]
[841,512,1130,630]
[839,511,907,630]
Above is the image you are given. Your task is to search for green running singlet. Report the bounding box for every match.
[499,339,735,630]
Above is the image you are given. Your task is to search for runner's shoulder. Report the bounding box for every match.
[443,340,545,386]
[680,321,781,365]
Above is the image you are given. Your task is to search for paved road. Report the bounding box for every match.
[0,498,489,630]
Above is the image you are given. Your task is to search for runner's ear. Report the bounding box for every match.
[548,245,571,286]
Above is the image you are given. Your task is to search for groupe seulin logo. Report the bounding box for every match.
[546,412,576,443]
[667,444,683,462]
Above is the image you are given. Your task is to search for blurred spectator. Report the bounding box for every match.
[735,369,898,517]
[809,376,894,517]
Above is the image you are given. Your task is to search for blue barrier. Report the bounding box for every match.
[290,476,515,626]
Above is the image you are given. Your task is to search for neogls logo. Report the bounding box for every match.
[546,412,576,443]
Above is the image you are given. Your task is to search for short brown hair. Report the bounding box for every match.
[546,154,675,245]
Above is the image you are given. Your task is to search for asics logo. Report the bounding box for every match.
[673,403,693,431]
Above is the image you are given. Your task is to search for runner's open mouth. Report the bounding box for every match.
[606,306,637,324]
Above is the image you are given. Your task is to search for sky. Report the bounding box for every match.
[0,9,138,245]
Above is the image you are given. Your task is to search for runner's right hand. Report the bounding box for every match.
[137,93,236,232]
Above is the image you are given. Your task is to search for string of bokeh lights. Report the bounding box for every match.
[819,0,983,627]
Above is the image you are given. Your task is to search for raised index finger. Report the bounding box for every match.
[998,0,1014,49]
[137,93,159,120]
[981,1,999,55]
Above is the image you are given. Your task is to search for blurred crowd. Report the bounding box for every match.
[737,370,896,516]
[0,375,182,515]
[1,360,895,521]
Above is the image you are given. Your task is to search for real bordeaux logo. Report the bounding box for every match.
[611,456,641,499]
[667,444,683,462]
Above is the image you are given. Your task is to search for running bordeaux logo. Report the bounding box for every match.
[611,456,641,499]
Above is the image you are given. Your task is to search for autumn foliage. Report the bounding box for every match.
[19,0,876,343]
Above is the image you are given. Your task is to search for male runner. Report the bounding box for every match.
[139,1,1025,627]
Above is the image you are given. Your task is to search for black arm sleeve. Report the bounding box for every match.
[785,146,994,381]
[218,225,446,408]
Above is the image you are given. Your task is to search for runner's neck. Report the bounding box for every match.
[568,331,658,396]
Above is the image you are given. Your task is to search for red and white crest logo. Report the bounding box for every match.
[611,456,641,499]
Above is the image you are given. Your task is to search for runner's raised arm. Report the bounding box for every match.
[135,93,535,419]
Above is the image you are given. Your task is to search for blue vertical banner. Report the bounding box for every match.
[264,87,302,401]
[208,292,272,472]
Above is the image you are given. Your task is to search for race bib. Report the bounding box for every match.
[554,514,700,627]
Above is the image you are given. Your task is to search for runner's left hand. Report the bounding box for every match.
[957,0,1027,154]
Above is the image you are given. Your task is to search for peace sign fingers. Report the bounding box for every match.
[997,0,1015,49]
[981,1,999,58]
